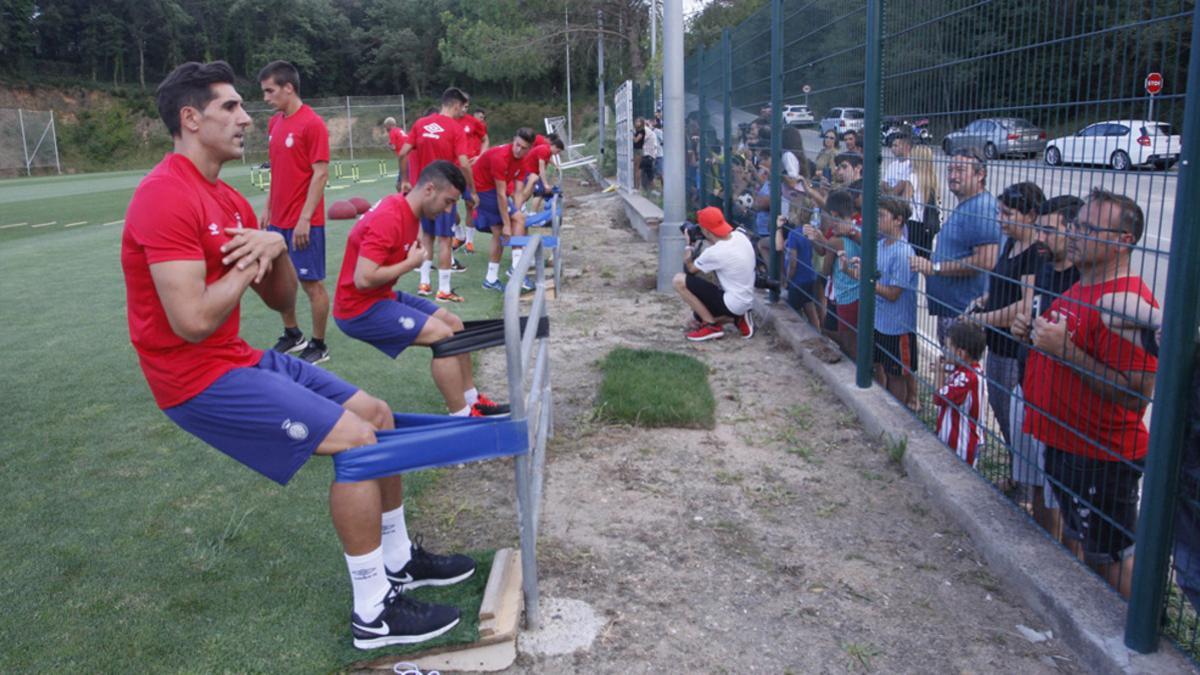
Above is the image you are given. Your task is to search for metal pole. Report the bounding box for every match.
[698,47,709,204]
[855,0,883,388]
[565,3,573,145]
[657,0,686,292]
[400,94,406,130]
[346,96,354,161]
[597,10,605,168]
[650,0,657,63]
[768,0,783,303]
[18,108,30,176]
[1125,11,1200,654]
[721,29,733,217]
[50,110,61,175]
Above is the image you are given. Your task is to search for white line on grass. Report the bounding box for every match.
[102,219,124,226]
[0,222,28,229]
[31,221,57,228]
[64,221,88,228]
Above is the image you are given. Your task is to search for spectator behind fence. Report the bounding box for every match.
[842,129,860,154]
[777,214,820,328]
[908,144,941,259]
[814,129,840,182]
[804,152,862,211]
[806,190,859,358]
[640,118,661,194]
[911,149,1001,344]
[969,182,1047,446]
[1008,195,1082,538]
[1018,188,1159,598]
[632,117,646,189]
[934,321,988,466]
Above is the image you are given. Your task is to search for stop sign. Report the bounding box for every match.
[1146,72,1164,95]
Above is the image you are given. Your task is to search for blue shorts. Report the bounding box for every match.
[335,292,440,358]
[163,350,358,485]
[474,190,516,233]
[420,194,469,237]
[269,224,326,281]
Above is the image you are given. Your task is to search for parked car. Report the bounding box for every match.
[1044,120,1181,171]
[941,118,1047,159]
[819,107,865,139]
[783,104,815,126]
[881,117,933,146]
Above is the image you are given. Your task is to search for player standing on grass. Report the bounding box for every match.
[384,117,406,181]
[397,88,478,303]
[259,60,332,364]
[455,108,489,254]
[474,129,534,293]
[123,60,474,651]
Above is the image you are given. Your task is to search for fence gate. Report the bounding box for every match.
[614,80,634,192]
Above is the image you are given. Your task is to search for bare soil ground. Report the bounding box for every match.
[415,181,1084,673]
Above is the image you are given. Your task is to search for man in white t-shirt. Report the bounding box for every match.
[780,149,803,217]
[673,206,757,341]
[884,132,933,255]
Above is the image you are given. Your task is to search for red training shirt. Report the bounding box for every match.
[407,113,468,184]
[460,114,488,159]
[333,194,422,320]
[122,153,263,409]
[1022,276,1159,461]
[474,144,524,193]
[533,134,549,148]
[388,126,407,156]
[521,143,554,177]
[267,104,330,229]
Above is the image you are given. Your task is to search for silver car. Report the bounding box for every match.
[819,107,865,139]
[941,118,1047,159]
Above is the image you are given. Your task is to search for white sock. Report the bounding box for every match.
[345,547,390,622]
[486,262,500,283]
[465,228,475,244]
[451,405,471,417]
[464,387,479,405]
[381,505,413,572]
[419,260,433,286]
[512,249,524,272]
[438,269,452,294]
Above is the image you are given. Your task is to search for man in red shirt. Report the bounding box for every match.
[1019,187,1158,598]
[334,160,509,418]
[124,61,471,650]
[518,136,564,207]
[384,116,406,183]
[397,88,478,304]
[473,129,533,292]
[454,108,489,254]
[259,61,332,365]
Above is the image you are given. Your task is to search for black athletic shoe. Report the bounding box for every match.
[298,342,330,365]
[272,330,307,354]
[473,393,510,416]
[351,586,461,650]
[387,539,477,590]
[451,257,467,273]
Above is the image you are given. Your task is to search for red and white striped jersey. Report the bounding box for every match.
[935,361,986,466]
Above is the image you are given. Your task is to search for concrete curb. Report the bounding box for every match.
[616,190,664,242]
[754,296,1194,675]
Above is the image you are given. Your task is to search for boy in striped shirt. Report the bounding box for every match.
[934,321,988,466]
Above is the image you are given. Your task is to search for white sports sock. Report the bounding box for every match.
[419,260,433,286]
[451,406,471,417]
[345,547,390,622]
[381,505,413,572]
[465,228,475,244]
[511,249,524,273]
[438,269,452,294]
[464,387,479,405]
[486,262,500,284]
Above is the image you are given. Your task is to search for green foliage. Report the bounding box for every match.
[439,3,557,97]
[596,347,716,429]
[62,105,138,163]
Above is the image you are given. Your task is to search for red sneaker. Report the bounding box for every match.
[735,312,755,339]
[686,323,725,342]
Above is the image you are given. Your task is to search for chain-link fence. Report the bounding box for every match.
[0,109,62,177]
[242,95,408,163]
[689,0,1199,659]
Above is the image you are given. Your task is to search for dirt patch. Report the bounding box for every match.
[418,180,1083,673]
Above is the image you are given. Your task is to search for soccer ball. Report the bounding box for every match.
[736,192,754,212]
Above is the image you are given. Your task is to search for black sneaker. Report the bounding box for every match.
[272,330,307,354]
[351,587,460,650]
[299,342,330,365]
[386,539,477,590]
[451,257,467,273]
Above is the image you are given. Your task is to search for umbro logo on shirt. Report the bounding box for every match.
[208,223,220,236]
[421,122,445,139]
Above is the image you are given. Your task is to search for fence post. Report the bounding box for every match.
[346,96,354,161]
[1124,10,1200,654]
[721,29,733,218]
[855,0,883,388]
[50,110,61,174]
[18,108,30,176]
[400,94,406,130]
[698,46,709,203]
[767,0,782,303]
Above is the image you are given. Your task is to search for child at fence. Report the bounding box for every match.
[776,214,820,328]
[934,321,988,466]
[805,189,859,358]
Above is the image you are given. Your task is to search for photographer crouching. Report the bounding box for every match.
[673,206,757,342]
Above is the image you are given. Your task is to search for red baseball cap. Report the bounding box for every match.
[697,207,733,237]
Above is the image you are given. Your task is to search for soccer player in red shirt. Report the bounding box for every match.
[473,129,534,292]
[259,61,332,364]
[1019,188,1158,598]
[517,136,564,207]
[333,160,509,418]
[455,108,489,253]
[384,116,406,182]
[123,61,472,650]
[397,88,478,303]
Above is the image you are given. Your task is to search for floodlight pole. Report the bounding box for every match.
[657,0,686,292]
[565,3,573,145]
[597,10,605,166]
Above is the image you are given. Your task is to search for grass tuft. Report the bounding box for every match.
[595,348,716,428]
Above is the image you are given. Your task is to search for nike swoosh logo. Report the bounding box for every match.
[389,572,414,584]
[353,620,390,636]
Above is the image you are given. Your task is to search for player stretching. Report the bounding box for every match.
[454,107,489,254]
[397,88,478,303]
[475,129,534,292]
[123,61,474,650]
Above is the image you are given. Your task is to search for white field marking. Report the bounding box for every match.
[357,179,379,184]
[0,222,28,229]
[31,221,57,228]
[102,219,125,226]
[64,221,88,228]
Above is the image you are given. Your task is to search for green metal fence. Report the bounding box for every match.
[686,0,1199,658]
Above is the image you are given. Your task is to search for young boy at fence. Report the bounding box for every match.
[807,190,860,358]
[934,321,988,466]
[776,214,820,329]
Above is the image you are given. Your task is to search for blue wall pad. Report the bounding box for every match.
[506,236,557,249]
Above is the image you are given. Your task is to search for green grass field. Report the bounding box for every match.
[596,348,716,428]
[0,161,517,670]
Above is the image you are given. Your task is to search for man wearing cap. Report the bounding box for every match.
[673,206,757,341]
